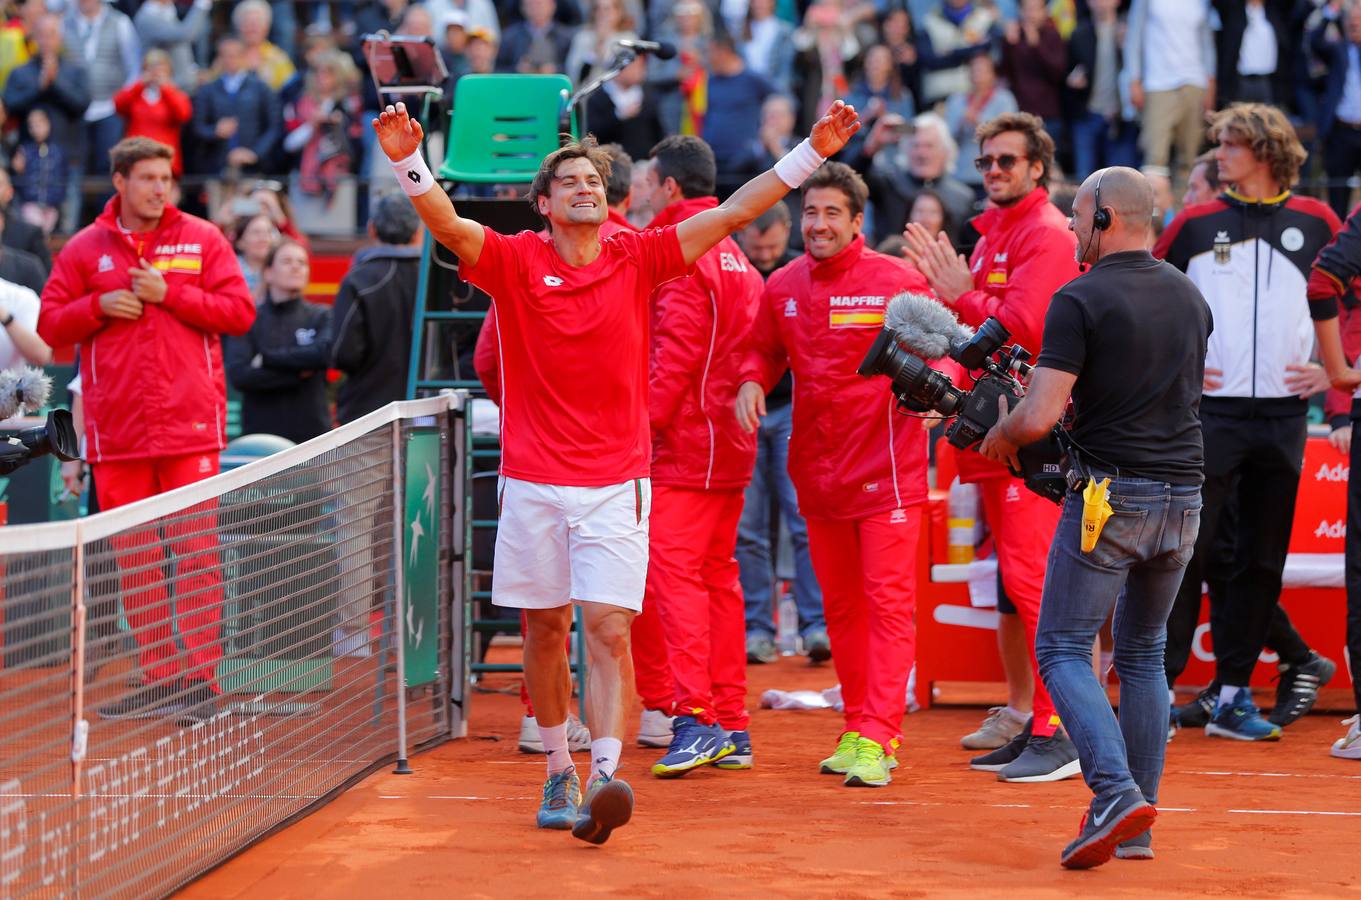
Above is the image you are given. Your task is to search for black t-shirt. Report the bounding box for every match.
[1036,250,1213,485]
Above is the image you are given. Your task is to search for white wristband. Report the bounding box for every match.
[773,138,826,189]
[391,149,436,198]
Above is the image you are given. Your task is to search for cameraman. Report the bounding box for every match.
[902,112,1081,781]
[980,167,1211,868]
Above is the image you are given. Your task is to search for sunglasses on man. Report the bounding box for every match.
[974,154,1030,174]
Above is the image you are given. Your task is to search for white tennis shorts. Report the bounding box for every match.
[491,475,652,612]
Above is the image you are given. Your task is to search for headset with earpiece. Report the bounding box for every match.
[1092,168,1111,232]
[1078,168,1111,270]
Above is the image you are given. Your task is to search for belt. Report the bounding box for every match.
[1336,118,1361,131]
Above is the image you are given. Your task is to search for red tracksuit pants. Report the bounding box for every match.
[980,476,1062,736]
[631,590,676,714]
[94,451,224,691]
[646,485,749,730]
[806,506,922,752]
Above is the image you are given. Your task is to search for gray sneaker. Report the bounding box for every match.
[746,634,777,664]
[997,731,1082,783]
[804,630,831,663]
[961,706,1028,750]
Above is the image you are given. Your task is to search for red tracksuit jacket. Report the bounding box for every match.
[1309,201,1361,425]
[646,196,763,490]
[39,197,255,462]
[741,234,934,521]
[952,187,1079,482]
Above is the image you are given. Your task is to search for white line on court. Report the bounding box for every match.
[1228,809,1361,817]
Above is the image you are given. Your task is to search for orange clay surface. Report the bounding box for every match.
[182,654,1361,899]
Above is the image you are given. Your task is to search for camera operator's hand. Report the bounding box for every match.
[736,381,767,433]
[902,223,973,303]
[1285,362,1331,398]
[1330,425,1352,456]
[978,394,1021,471]
[1202,366,1223,392]
[99,290,143,320]
[60,459,83,497]
[129,259,167,304]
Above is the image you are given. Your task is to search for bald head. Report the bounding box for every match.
[1081,167,1154,235]
[1070,167,1156,264]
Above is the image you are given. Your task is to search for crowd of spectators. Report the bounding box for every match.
[0,0,1355,249]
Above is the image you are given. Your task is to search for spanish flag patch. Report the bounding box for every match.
[154,256,203,274]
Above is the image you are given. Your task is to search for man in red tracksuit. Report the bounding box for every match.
[737,161,934,787]
[903,111,1081,783]
[38,137,255,725]
[472,144,679,755]
[639,136,765,778]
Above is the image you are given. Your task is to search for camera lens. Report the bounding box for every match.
[858,328,962,416]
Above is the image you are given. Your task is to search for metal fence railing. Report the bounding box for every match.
[0,393,468,898]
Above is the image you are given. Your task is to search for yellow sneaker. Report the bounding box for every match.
[844,737,893,787]
[819,731,861,774]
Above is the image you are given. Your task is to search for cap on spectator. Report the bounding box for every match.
[467,25,496,44]
[442,8,469,31]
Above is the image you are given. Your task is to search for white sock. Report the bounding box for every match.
[540,721,572,774]
[591,737,622,780]
[1218,685,1244,708]
[1003,706,1029,723]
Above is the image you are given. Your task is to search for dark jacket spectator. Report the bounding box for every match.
[2,15,91,165]
[0,242,48,294]
[188,37,282,175]
[585,55,665,162]
[1214,0,1292,107]
[1000,0,1068,121]
[0,170,51,270]
[13,130,68,208]
[865,111,976,244]
[224,240,332,444]
[702,36,772,180]
[330,195,422,424]
[496,0,576,72]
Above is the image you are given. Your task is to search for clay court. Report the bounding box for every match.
[182,654,1361,899]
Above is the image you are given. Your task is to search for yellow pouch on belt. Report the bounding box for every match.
[1081,477,1113,553]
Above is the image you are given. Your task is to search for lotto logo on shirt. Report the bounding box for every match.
[828,295,886,328]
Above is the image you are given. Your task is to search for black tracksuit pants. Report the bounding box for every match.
[1164,412,1309,688]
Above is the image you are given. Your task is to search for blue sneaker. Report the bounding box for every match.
[651,715,736,777]
[571,774,634,845]
[714,730,752,769]
[536,766,582,830]
[1205,688,1282,742]
[1060,788,1156,869]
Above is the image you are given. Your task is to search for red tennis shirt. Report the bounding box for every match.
[460,224,688,486]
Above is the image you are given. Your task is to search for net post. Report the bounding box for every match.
[70,522,88,798]
[392,422,413,775]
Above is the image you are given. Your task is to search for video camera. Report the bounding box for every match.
[856,293,1069,503]
[0,367,80,476]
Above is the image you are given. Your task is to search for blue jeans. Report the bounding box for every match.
[736,403,824,639]
[1070,112,1142,182]
[1036,477,1201,804]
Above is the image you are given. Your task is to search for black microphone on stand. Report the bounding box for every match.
[613,39,678,60]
